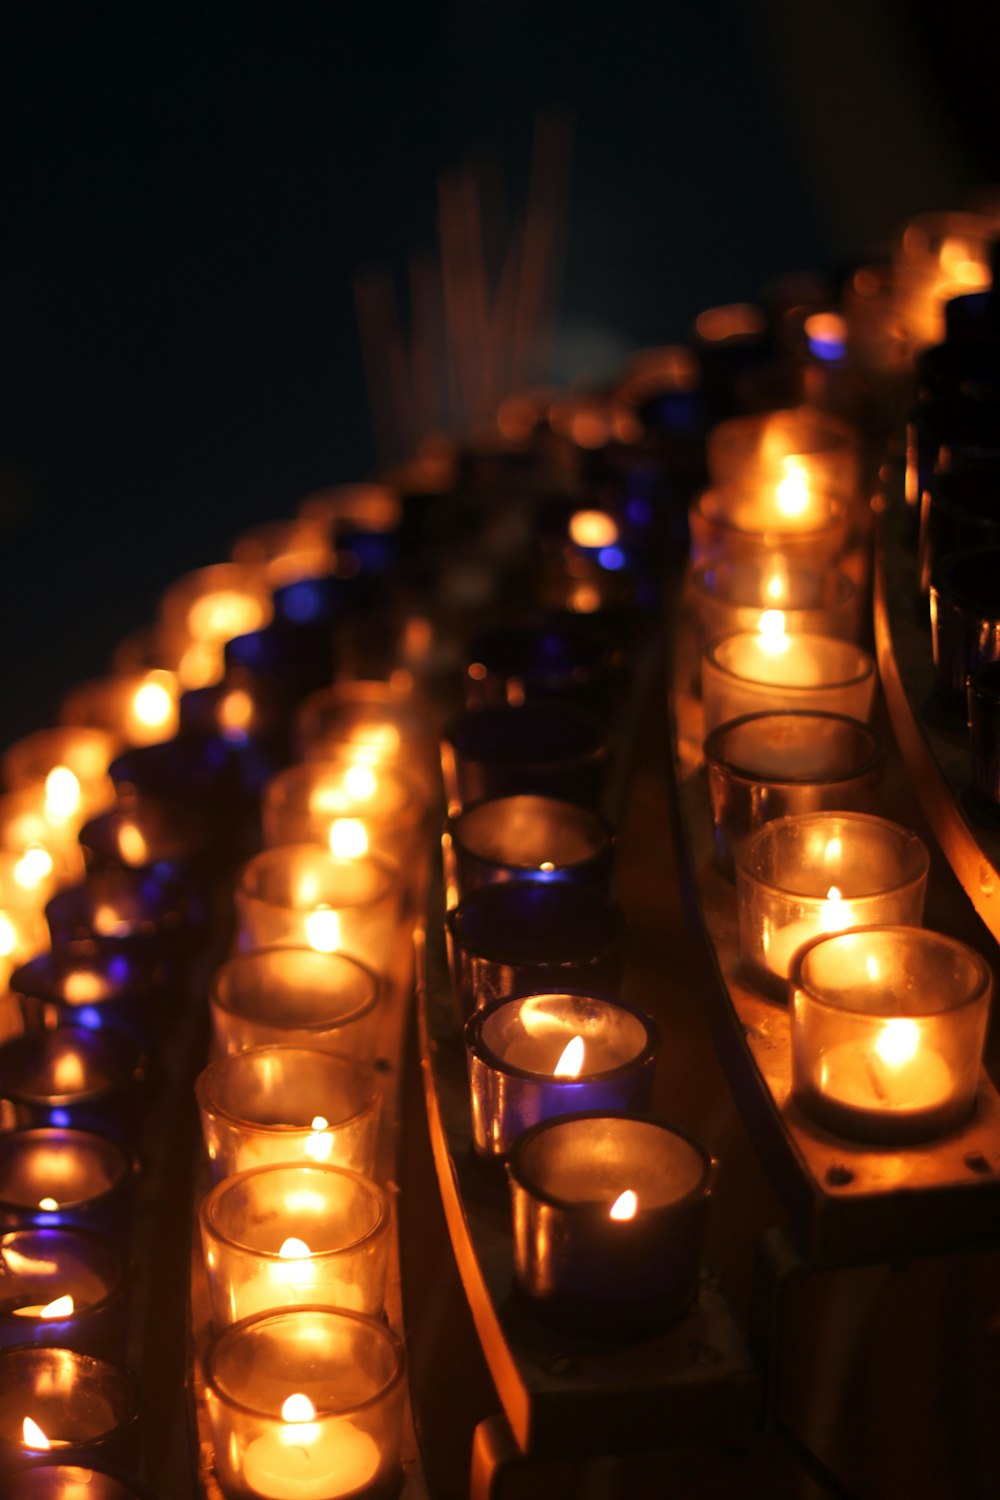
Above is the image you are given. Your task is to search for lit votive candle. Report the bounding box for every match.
[60,672,179,750]
[440,704,608,816]
[445,795,615,903]
[0,852,54,992]
[209,949,381,1063]
[205,1306,405,1500]
[159,562,273,652]
[0,1346,139,1473]
[3,730,117,832]
[736,812,930,1000]
[44,869,189,971]
[0,1129,133,1242]
[10,945,164,1051]
[196,1046,379,1181]
[706,407,860,497]
[507,1113,716,1337]
[447,880,627,1019]
[79,797,209,887]
[0,1028,147,1146]
[200,1163,391,1327]
[296,682,440,804]
[231,518,336,589]
[691,558,860,648]
[790,926,992,1144]
[688,484,849,571]
[0,1226,127,1360]
[261,761,424,871]
[235,847,402,977]
[0,791,86,893]
[704,712,884,878]
[701,621,877,736]
[465,992,659,1159]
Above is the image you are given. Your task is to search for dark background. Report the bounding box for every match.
[0,0,996,745]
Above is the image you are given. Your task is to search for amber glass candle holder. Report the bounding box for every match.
[0,1227,128,1361]
[296,681,440,805]
[0,1346,139,1473]
[447,880,627,1018]
[0,1131,133,1243]
[736,812,930,1000]
[235,846,402,977]
[689,485,849,570]
[441,704,608,815]
[446,795,615,902]
[200,1163,391,1327]
[930,547,1000,708]
[0,1028,147,1146]
[196,1046,379,1181]
[3,730,117,833]
[969,660,1000,808]
[691,559,860,648]
[205,1306,405,1500]
[704,712,884,878]
[465,992,658,1159]
[790,926,992,1144]
[507,1113,716,1337]
[10,945,164,1052]
[261,761,424,869]
[701,629,876,736]
[209,948,381,1062]
[60,673,179,751]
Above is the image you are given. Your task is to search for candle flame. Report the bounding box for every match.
[13,846,53,890]
[132,679,174,730]
[218,689,254,739]
[304,1118,333,1161]
[53,1051,87,1093]
[22,1417,50,1449]
[569,582,602,613]
[819,886,845,933]
[278,1238,311,1259]
[14,1295,75,1320]
[38,1197,59,1212]
[310,1116,329,1131]
[0,914,17,958]
[63,971,105,1004]
[188,590,264,644]
[775,461,810,519]
[554,1035,585,1077]
[764,567,787,604]
[343,764,377,801]
[304,905,340,954]
[329,819,368,860]
[44,767,81,821]
[117,823,149,866]
[757,609,788,654]
[865,953,881,981]
[874,1017,920,1069]
[609,1189,639,1221]
[569,510,619,549]
[281,1393,316,1424]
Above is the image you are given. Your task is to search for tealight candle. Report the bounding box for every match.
[200,1163,391,1327]
[296,681,440,804]
[0,1346,139,1473]
[4,1463,145,1498]
[705,407,860,497]
[440,704,608,815]
[3,730,117,832]
[445,795,615,902]
[60,673,179,750]
[0,1130,133,1242]
[10,945,164,1051]
[790,926,992,1143]
[689,485,849,570]
[691,559,860,648]
[736,812,930,999]
[196,1046,379,1181]
[209,949,381,1062]
[447,880,627,1019]
[465,992,659,1158]
[0,1029,147,1146]
[261,761,424,870]
[0,1227,127,1360]
[507,1113,716,1336]
[701,625,877,736]
[704,712,884,878]
[205,1306,405,1500]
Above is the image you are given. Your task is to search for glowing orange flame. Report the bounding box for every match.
[569,510,618,549]
[281,1393,316,1424]
[554,1035,585,1077]
[44,767,81,821]
[22,1417,50,1449]
[304,905,340,954]
[609,1189,638,1221]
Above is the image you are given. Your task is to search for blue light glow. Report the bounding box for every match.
[598,546,626,571]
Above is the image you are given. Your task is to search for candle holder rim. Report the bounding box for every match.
[505,1111,718,1214]
[704,630,876,691]
[205,1305,406,1418]
[449,880,627,968]
[693,485,849,543]
[265,758,424,827]
[448,794,615,872]
[0,1341,141,1438]
[237,844,400,912]
[0,1128,133,1207]
[0,1223,128,1318]
[195,1044,377,1131]
[211,948,381,1027]
[200,1162,390,1259]
[0,1027,148,1109]
[735,811,930,900]
[465,992,659,1082]
[789,923,994,1019]
[704,711,884,786]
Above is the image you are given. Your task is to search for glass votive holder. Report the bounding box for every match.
[0,1130,133,1242]
[231,518,336,589]
[704,712,885,878]
[0,1029,147,1147]
[205,1306,405,1500]
[0,792,86,894]
[296,682,440,805]
[969,660,1000,808]
[441,704,608,815]
[688,485,849,570]
[0,1346,139,1473]
[447,880,627,1019]
[10,945,164,1051]
[79,797,209,886]
[463,619,618,717]
[3,730,117,831]
[45,869,189,970]
[0,1227,128,1361]
[2,1463,145,1499]
[196,1046,379,1181]
[790,926,992,1144]
[261,761,424,870]
[701,628,877,737]
[200,1163,391,1327]
[209,948,381,1062]
[465,992,659,1159]
[445,795,615,902]
[736,812,930,1000]
[691,559,860,648]
[705,407,860,497]
[930,547,1000,707]
[159,563,273,651]
[60,673,179,751]
[234,847,402,977]
[507,1113,716,1337]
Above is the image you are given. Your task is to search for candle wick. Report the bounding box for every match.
[863,1054,888,1104]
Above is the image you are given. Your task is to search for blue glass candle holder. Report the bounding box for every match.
[507,1112,716,1337]
[969,660,1000,810]
[79,797,210,888]
[0,1346,140,1473]
[445,795,615,901]
[0,1226,128,1362]
[10,946,164,1050]
[0,1130,134,1242]
[2,1463,148,1498]
[108,736,252,859]
[441,704,608,815]
[464,618,619,717]
[446,880,627,1019]
[465,992,658,1159]
[930,547,1000,710]
[271,571,377,629]
[225,620,336,713]
[45,869,190,970]
[0,1029,147,1147]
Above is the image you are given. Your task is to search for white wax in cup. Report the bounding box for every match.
[242,1416,380,1500]
[818,1038,954,1115]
